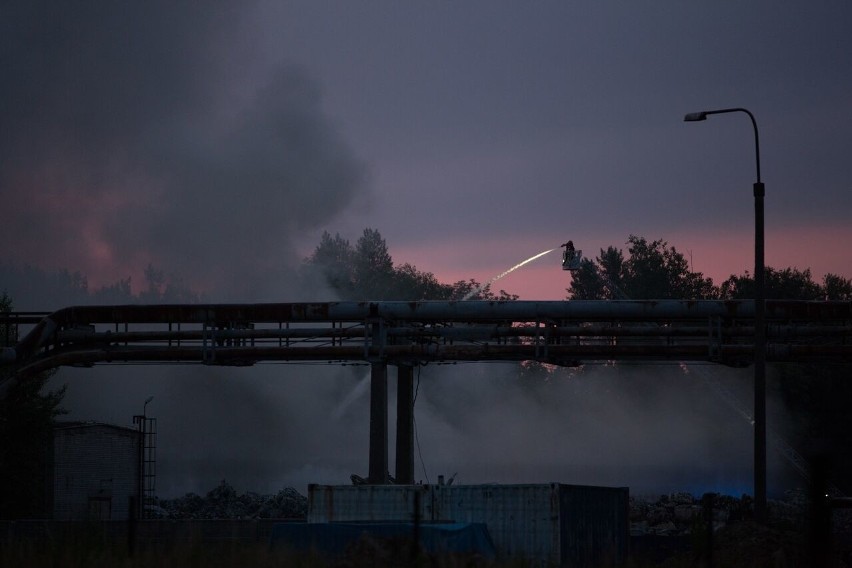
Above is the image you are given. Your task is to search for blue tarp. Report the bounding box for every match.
[270,522,495,558]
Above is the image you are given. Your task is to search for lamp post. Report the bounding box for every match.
[684,108,766,523]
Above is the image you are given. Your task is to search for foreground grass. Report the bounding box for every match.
[2,520,840,568]
[2,538,530,568]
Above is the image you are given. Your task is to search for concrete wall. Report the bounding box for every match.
[307,483,628,566]
[52,423,140,520]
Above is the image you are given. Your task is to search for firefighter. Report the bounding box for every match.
[561,241,575,269]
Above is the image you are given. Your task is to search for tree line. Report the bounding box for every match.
[304,230,852,302]
[569,235,852,301]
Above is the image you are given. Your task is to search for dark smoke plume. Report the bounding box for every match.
[1,1,366,300]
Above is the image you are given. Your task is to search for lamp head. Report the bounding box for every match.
[684,112,708,122]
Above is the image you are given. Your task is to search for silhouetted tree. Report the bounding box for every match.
[568,236,716,299]
[445,278,518,301]
[135,264,202,303]
[0,292,66,519]
[305,231,356,297]
[569,258,612,299]
[303,228,514,301]
[353,228,395,299]
[719,267,823,300]
[391,263,450,300]
[822,273,852,300]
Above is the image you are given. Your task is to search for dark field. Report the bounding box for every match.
[2,515,850,568]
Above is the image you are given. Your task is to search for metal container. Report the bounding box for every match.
[308,483,628,566]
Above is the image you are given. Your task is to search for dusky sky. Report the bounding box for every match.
[2,1,851,301]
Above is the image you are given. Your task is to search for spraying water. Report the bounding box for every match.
[334,248,555,426]
[331,371,371,421]
[462,248,555,300]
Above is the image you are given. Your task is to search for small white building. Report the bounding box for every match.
[50,422,140,520]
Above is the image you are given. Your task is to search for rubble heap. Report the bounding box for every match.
[630,491,753,536]
[629,489,850,537]
[156,480,307,519]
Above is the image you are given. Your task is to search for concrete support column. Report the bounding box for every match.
[395,364,415,484]
[368,362,388,484]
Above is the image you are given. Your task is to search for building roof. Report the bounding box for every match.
[53,420,138,434]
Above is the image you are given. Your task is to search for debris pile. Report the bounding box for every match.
[156,480,307,519]
[630,489,852,540]
[629,491,802,536]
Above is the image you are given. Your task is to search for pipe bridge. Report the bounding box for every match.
[3,299,851,485]
[3,300,851,373]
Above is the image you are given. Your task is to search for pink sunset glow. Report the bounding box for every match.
[392,223,852,301]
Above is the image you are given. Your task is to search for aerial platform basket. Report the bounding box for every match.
[562,249,582,271]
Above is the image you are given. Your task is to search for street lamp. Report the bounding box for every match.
[684,107,766,523]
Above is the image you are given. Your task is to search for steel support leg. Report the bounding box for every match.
[395,364,415,484]
[368,362,388,484]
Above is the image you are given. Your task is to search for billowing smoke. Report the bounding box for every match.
[401,362,795,497]
[0,0,374,497]
[54,363,370,496]
[1,1,366,300]
[52,359,798,498]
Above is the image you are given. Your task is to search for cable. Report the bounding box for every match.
[413,365,429,484]
[413,364,421,404]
